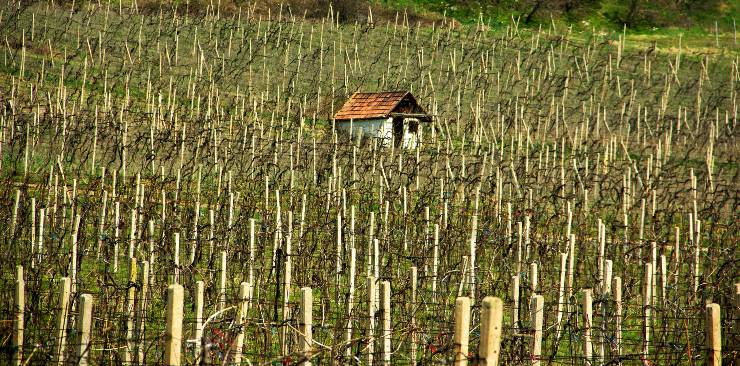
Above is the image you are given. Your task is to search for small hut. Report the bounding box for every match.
[334,91,431,149]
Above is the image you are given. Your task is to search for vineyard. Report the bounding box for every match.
[0,1,738,365]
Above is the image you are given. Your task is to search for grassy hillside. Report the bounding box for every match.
[380,0,738,29]
[80,0,739,31]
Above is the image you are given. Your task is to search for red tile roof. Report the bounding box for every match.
[334,91,411,121]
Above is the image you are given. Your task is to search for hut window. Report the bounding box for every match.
[406,118,419,133]
[392,117,404,146]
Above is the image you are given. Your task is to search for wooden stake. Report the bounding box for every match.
[643,263,652,358]
[345,248,357,358]
[660,255,667,305]
[410,266,418,365]
[604,260,613,295]
[556,252,567,340]
[233,282,251,364]
[194,281,204,364]
[512,275,520,331]
[299,287,313,366]
[367,277,376,365]
[601,259,613,364]
[70,215,80,297]
[736,283,740,316]
[76,294,93,366]
[432,223,440,300]
[454,297,471,366]
[583,289,593,365]
[469,215,478,299]
[137,261,149,365]
[693,218,701,300]
[165,284,184,366]
[54,277,71,366]
[219,251,227,311]
[173,233,180,283]
[249,218,255,285]
[13,266,24,366]
[567,234,575,300]
[705,303,721,366]
[614,276,622,363]
[10,189,20,238]
[478,296,503,366]
[674,227,680,286]
[530,295,544,366]
[124,259,137,364]
[381,280,391,366]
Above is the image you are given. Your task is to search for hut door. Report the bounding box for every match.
[392,117,404,147]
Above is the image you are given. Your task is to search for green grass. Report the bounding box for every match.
[375,0,738,54]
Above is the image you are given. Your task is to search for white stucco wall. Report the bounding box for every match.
[336,118,393,144]
[336,117,423,149]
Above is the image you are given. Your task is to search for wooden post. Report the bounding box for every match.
[10,189,20,238]
[190,202,199,265]
[249,218,256,285]
[148,220,155,285]
[367,212,375,278]
[432,223,440,300]
[233,282,250,364]
[469,215,478,300]
[299,287,313,366]
[660,255,667,305]
[674,227,680,286]
[583,289,593,366]
[410,266,418,365]
[381,281,391,366]
[76,294,93,366]
[281,212,293,357]
[601,259,613,364]
[512,275,520,331]
[194,281,204,364]
[567,234,575,300]
[454,297,471,366]
[556,252,567,340]
[345,248,357,358]
[137,261,149,365]
[651,241,657,307]
[219,251,227,311]
[112,203,119,272]
[38,208,45,267]
[13,266,24,366]
[516,222,523,275]
[70,215,80,297]
[478,296,503,366]
[124,259,137,364]
[693,219,701,300]
[530,295,544,366]
[614,276,623,363]
[54,277,71,366]
[598,221,605,292]
[530,262,538,294]
[604,260,613,295]
[705,303,721,366]
[129,208,136,260]
[165,284,184,366]
[367,277,376,365]
[643,263,652,358]
[173,233,180,283]
[97,193,108,261]
[336,213,342,280]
